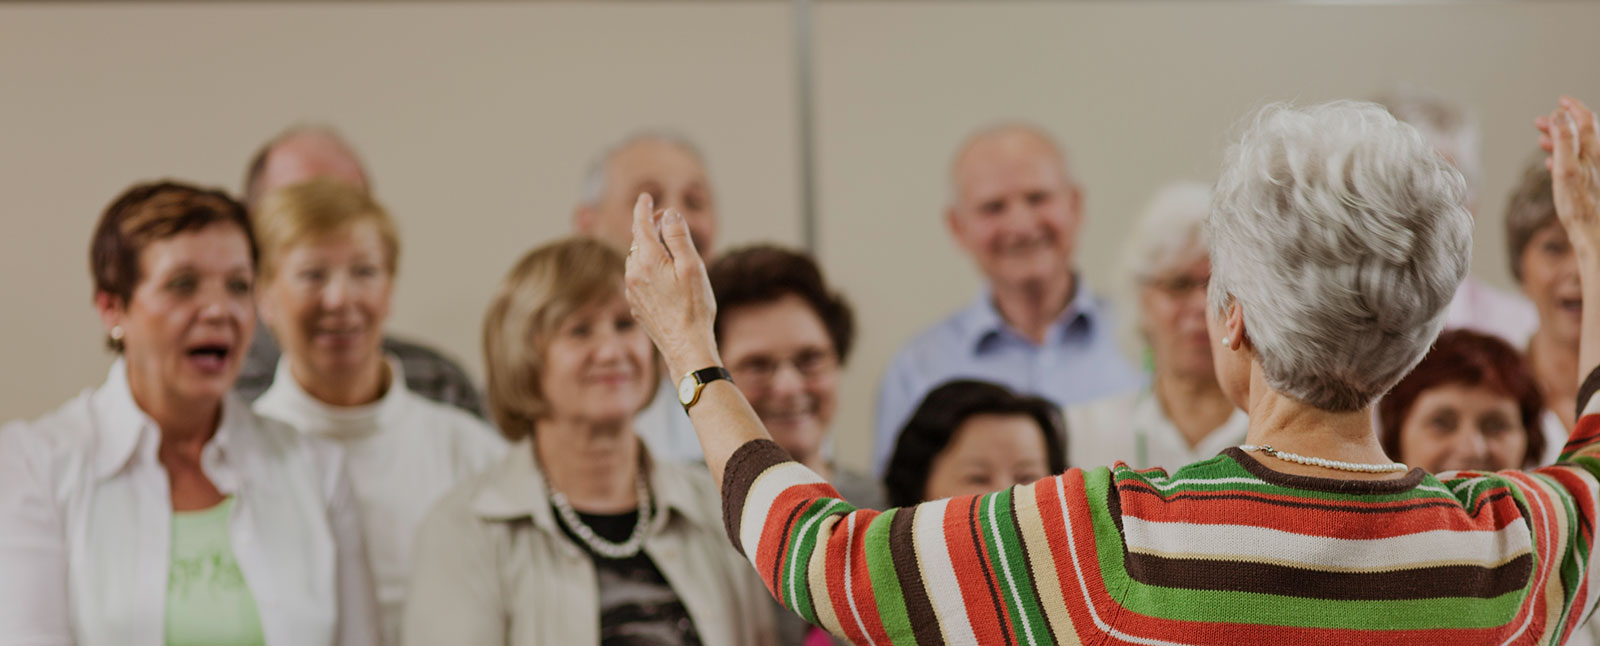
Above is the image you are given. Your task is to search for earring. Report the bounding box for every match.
[1220,336,1231,347]
[110,326,124,342]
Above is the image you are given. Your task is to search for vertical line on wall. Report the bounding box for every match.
[793,0,819,253]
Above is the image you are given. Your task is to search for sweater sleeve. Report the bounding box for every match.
[721,439,1110,645]
[1437,365,1600,645]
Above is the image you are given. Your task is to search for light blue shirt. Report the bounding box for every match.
[873,285,1145,474]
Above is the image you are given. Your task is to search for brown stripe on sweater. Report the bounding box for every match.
[1578,364,1600,421]
[1117,485,1468,516]
[889,506,944,645]
[1123,551,1533,601]
[1226,447,1427,493]
[721,439,796,557]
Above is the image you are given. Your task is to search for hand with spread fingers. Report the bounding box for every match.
[1538,96,1600,387]
[1540,96,1600,255]
[624,192,723,380]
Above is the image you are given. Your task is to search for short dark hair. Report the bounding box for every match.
[89,181,254,352]
[90,180,254,303]
[883,380,1068,507]
[1378,329,1544,468]
[1505,156,1556,283]
[707,244,855,364]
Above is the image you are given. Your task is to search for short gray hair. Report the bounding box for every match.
[1371,84,1482,206]
[1117,181,1212,349]
[578,130,708,206]
[1207,101,1472,411]
[1123,181,1213,286]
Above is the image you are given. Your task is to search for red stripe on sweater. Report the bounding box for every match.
[941,493,1015,645]
[754,482,843,598]
[1116,482,1525,537]
[843,511,893,645]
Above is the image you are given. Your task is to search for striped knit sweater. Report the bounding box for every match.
[720,369,1600,645]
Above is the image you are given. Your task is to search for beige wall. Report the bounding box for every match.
[2,2,1596,475]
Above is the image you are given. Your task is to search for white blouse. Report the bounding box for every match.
[254,357,506,645]
[0,360,380,646]
[1066,388,1250,471]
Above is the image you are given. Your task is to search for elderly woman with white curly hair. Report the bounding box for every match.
[625,96,1600,643]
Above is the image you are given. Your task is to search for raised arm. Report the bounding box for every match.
[1540,97,1600,391]
[624,195,1116,644]
[624,193,769,486]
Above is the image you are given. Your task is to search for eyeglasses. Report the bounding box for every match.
[1141,273,1210,297]
[729,348,838,388]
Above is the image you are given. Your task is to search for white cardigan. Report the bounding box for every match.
[0,360,379,646]
[254,357,506,645]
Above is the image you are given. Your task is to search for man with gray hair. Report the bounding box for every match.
[873,123,1143,473]
[1374,84,1538,347]
[576,130,719,462]
[574,131,719,260]
[235,125,486,417]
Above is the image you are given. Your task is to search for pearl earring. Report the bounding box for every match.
[110,326,124,341]
[1220,336,1231,347]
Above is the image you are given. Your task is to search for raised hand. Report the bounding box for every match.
[1539,96,1600,255]
[1538,96,1600,386]
[623,192,723,381]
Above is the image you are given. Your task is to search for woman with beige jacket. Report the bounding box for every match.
[402,237,773,645]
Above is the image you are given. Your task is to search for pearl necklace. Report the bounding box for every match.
[1239,444,1409,474]
[549,475,652,559]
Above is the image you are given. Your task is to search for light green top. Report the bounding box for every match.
[165,496,265,646]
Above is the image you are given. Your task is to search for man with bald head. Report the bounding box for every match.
[575,131,718,259]
[873,123,1143,472]
[235,126,486,417]
[574,131,720,462]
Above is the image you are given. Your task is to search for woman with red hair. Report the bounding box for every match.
[1378,329,1546,472]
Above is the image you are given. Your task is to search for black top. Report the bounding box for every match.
[553,502,704,646]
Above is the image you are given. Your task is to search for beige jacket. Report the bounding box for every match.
[402,439,775,645]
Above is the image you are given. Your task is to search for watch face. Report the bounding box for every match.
[678,375,698,406]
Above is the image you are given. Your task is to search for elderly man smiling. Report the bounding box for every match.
[873,123,1143,473]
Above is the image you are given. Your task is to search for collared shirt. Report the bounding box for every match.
[873,284,1145,473]
[235,320,486,419]
[0,361,379,646]
[1443,276,1539,349]
[254,356,507,645]
[635,378,704,463]
[402,440,775,646]
[1065,388,1249,471]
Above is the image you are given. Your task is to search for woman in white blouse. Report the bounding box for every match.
[0,181,379,645]
[249,177,505,643]
[1066,182,1248,469]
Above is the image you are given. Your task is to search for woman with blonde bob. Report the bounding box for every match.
[403,237,772,645]
[250,177,505,643]
[626,97,1600,644]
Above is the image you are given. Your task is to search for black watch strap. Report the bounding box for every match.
[691,366,733,386]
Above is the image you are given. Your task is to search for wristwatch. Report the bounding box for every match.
[678,367,734,411]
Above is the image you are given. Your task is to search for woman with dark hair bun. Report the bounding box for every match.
[883,380,1067,508]
[1379,329,1546,472]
